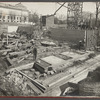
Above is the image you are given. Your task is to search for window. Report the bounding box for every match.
[3,16,5,19]
[20,17,21,22]
[11,16,13,20]
[14,16,15,20]
[0,15,2,19]
[24,17,26,21]
[8,16,9,19]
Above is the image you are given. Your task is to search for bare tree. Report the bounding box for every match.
[29,11,39,24]
[95,2,100,27]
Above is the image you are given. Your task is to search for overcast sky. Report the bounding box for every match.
[4,2,96,16]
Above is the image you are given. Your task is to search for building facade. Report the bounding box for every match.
[41,15,55,28]
[0,3,29,23]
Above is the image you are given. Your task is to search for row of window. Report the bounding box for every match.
[0,15,27,21]
[0,19,28,23]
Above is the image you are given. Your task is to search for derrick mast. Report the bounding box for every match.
[67,2,83,29]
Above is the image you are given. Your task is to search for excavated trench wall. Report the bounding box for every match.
[79,82,100,96]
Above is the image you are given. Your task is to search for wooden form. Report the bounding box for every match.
[15,69,46,92]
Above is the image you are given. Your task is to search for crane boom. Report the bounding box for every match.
[57,2,68,8]
[54,2,66,15]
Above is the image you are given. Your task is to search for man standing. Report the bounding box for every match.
[79,40,82,50]
[33,46,37,61]
[1,32,4,45]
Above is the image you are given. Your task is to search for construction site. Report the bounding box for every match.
[0,2,100,97]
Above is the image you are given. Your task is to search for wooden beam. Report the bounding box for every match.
[54,2,66,15]
[15,69,46,91]
[27,81,41,95]
[6,62,34,73]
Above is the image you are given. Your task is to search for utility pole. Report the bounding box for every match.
[95,2,100,27]
[89,13,92,28]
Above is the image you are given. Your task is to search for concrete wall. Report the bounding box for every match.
[0,7,29,23]
[85,30,98,50]
[50,28,85,44]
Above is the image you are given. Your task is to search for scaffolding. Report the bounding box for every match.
[67,2,83,29]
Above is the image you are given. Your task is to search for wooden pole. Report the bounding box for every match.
[6,25,8,45]
[95,2,99,27]
[85,29,87,51]
[15,69,46,91]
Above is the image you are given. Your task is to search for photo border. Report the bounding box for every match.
[0,0,100,100]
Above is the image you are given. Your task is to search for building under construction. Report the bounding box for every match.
[0,2,100,97]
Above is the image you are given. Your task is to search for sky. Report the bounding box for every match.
[4,2,96,17]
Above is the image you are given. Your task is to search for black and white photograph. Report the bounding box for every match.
[0,2,100,97]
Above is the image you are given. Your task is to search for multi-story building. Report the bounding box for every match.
[0,3,29,23]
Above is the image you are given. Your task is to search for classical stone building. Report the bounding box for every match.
[0,3,29,23]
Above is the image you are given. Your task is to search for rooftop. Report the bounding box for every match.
[0,2,29,12]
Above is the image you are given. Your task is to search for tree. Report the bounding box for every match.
[54,17,59,24]
[29,11,39,24]
[95,2,100,27]
[58,14,66,21]
[54,15,67,24]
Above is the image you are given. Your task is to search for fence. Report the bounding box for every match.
[85,30,99,50]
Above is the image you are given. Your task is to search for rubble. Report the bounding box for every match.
[0,23,100,97]
[41,41,56,46]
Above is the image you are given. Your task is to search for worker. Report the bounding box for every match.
[79,40,82,50]
[33,46,37,61]
[1,32,4,45]
[1,32,4,39]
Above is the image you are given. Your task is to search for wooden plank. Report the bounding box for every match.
[6,62,34,73]
[9,51,26,57]
[6,57,14,65]
[0,49,12,53]
[27,81,41,95]
[17,53,31,63]
[15,69,46,91]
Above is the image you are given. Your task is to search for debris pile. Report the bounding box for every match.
[2,69,46,96]
[0,31,36,67]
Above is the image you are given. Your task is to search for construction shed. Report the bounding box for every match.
[41,15,55,28]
